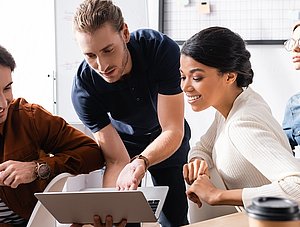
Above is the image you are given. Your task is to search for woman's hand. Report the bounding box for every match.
[183,158,209,185]
[186,174,222,207]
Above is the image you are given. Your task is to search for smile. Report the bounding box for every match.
[187,95,201,101]
[0,109,4,113]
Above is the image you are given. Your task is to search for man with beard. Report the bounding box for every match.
[71,0,191,226]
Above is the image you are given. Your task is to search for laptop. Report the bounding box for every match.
[34,186,168,224]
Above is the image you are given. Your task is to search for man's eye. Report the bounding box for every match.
[104,48,113,53]
[85,54,96,59]
[4,86,11,91]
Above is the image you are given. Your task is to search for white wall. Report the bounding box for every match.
[186,44,300,146]
[1,1,299,145]
[0,0,56,113]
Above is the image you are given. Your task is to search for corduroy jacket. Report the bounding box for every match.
[0,98,105,225]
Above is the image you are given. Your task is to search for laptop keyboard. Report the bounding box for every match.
[147,199,160,213]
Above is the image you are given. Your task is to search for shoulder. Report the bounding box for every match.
[227,88,276,127]
[75,60,93,82]
[11,98,44,111]
[8,98,58,130]
[73,60,98,94]
[286,92,300,108]
[130,29,178,50]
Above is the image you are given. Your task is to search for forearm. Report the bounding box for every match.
[214,189,243,206]
[142,128,183,167]
[93,124,130,187]
[102,163,127,187]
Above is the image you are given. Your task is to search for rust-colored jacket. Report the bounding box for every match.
[0,98,105,224]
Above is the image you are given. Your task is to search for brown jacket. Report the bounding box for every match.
[0,98,105,223]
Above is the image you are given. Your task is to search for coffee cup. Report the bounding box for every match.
[246,197,300,227]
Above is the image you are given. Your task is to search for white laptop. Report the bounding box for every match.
[34,186,168,224]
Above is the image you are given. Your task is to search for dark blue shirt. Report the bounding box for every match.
[71,29,191,167]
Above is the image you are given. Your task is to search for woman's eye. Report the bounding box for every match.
[193,76,203,81]
[180,76,186,80]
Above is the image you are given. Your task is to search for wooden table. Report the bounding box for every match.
[183,212,249,227]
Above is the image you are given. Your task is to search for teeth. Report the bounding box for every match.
[0,109,3,113]
[187,95,201,101]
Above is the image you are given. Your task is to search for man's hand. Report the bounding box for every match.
[116,158,146,190]
[70,215,127,227]
[183,158,210,185]
[0,160,37,188]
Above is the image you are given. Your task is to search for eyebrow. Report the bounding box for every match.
[83,43,114,55]
[180,68,205,74]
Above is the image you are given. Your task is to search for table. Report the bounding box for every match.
[183,212,249,227]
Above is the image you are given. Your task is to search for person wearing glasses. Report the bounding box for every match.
[282,22,300,153]
[181,26,300,210]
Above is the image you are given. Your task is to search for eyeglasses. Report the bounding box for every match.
[284,38,300,51]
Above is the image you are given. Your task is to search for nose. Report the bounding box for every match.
[181,80,193,92]
[293,45,300,52]
[95,56,109,73]
[293,40,300,52]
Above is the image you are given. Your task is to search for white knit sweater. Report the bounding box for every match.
[188,87,300,208]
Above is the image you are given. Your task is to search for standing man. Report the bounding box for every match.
[71,0,191,226]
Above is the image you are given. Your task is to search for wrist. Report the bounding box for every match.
[130,155,150,171]
[34,161,51,180]
[213,189,224,205]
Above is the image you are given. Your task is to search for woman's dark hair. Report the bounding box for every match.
[181,26,253,87]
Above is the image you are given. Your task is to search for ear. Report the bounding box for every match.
[121,23,130,43]
[225,72,238,84]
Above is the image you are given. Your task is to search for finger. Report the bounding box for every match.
[0,161,9,172]
[10,179,19,189]
[182,164,189,184]
[93,215,102,227]
[70,223,82,227]
[188,163,195,184]
[193,160,201,180]
[3,175,14,187]
[0,170,9,185]
[105,215,113,227]
[187,191,202,208]
[129,182,139,190]
[118,219,127,227]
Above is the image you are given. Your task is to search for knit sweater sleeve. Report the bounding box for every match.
[228,116,300,207]
[188,113,219,168]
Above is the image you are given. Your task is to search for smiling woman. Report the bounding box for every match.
[181,26,300,211]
